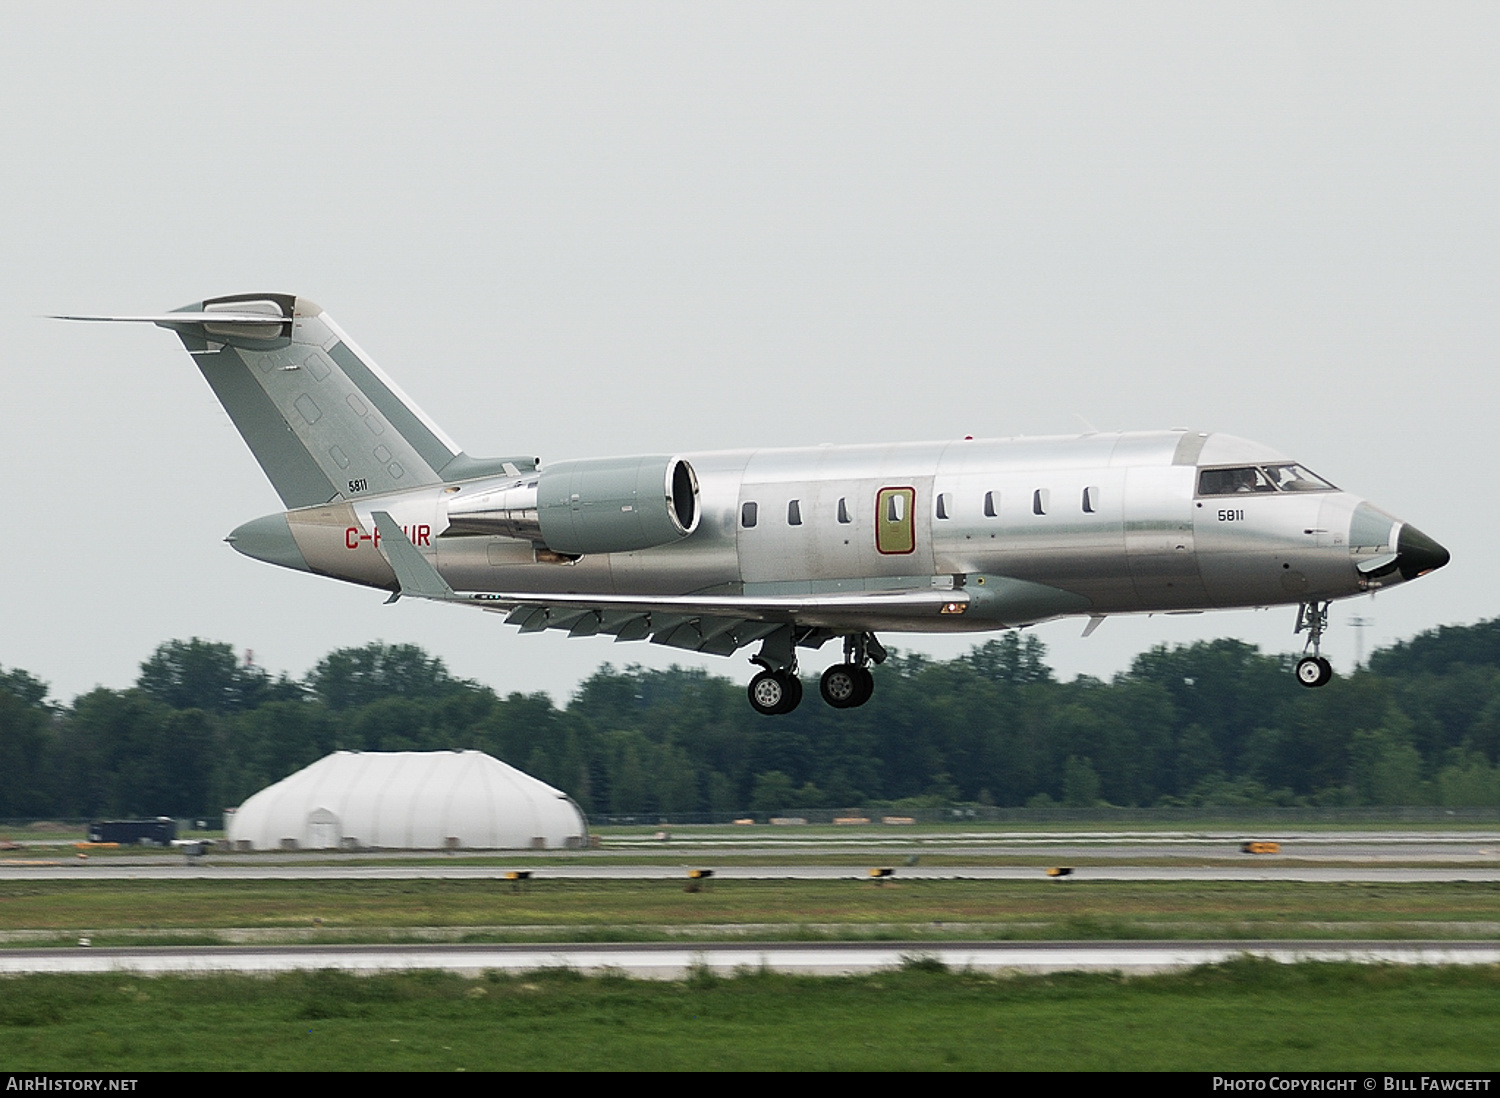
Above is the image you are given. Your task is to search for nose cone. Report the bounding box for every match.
[1397,523,1450,581]
[227,513,311,573]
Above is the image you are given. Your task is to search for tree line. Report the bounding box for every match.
[2,620,1499,822]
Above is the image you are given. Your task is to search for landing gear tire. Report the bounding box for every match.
[1295,656,1333,688]
[852,666,874,707]
[820,665,859,708]
[749,669,802,715]
[820,664,875,708]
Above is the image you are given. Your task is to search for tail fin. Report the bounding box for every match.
[65,293,532,508]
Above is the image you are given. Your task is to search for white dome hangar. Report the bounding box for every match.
[226,750,588,851]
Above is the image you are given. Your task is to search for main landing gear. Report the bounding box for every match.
[746,630,886,716]
[747,624,806,716]
[818,664,872,709]
[1294,600,1334,688]
[818,633,885,710]
[748,668,803,716]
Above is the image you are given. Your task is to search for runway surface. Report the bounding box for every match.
[2,940,1498,978]
[4,830,1497,977]
[605,829,1500,861]
[3,862,1500,882]
[5,828,1499,882]
[24,828,1500,862]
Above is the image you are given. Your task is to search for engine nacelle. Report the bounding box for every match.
[446,454,700,556]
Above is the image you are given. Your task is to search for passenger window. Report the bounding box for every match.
[887,493,905,523]
[935,492,952,520]
[983,491,998,518]
[1033,489,1049,516]
[787,499,802,526]
[1082,486,1099,513]
[741,501,758,528]
[837,498,851,524]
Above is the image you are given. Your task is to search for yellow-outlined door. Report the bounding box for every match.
[875,486,916,555]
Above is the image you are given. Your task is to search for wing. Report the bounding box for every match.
[485,589,974,655]
[371,512,1088,656]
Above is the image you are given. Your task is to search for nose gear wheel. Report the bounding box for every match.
[1295,655,1333,688]
[1294,602,1334,689]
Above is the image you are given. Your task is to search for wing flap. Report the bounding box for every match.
[464,587,972,624]
[653,616,744,652]
[611,616,653,642]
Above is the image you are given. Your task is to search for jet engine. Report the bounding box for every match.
[445,454,700,556]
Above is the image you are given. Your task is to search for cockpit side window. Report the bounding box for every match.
[1197,466,1276,496]
[1197,464,1335,496]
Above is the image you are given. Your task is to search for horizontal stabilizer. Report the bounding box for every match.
[52,313,287,326]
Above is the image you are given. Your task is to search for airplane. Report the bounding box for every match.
[62,292,1450,715]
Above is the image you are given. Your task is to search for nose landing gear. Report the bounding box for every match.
[1294,601,1334,688]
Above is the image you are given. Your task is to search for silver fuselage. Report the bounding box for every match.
[67,294,1444,665]
[268,428,1418,632]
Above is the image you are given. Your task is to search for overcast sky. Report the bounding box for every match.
[1,3,1494,705]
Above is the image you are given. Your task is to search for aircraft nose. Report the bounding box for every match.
[1396,523,1450,581]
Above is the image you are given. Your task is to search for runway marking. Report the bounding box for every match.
[2,941,1497,978]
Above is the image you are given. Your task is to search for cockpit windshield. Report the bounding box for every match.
[1197,464,1336,497]
[1263,464,1336,492]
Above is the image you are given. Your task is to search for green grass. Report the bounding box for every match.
[0,879,1497,945]
[2,871,1496,1071]
[0,960,1497,1070]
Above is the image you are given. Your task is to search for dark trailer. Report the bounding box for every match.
[88,818,177,845]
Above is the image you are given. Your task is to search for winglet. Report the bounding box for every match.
[372,511,457,601]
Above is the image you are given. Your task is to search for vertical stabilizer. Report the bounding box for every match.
[162,293,464,508]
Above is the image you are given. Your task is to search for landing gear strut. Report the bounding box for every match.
[818,633,885,709]
[1294,601,1334,688]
